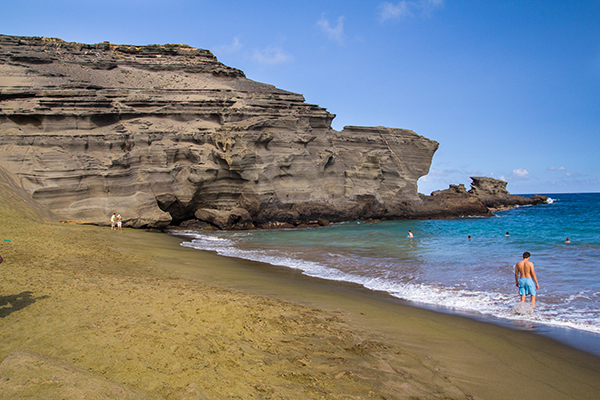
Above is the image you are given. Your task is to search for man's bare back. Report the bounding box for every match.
[515,259,535,279]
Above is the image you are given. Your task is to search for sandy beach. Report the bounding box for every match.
[1,181,600,399]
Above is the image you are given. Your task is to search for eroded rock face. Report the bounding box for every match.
[469,176,546,209]
[414,177,547,219]
[0,35,440,228]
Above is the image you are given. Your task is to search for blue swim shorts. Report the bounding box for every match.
[518,278,536,296]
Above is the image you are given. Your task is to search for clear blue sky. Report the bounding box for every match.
[2,1,599,194]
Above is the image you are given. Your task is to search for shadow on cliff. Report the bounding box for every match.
[0,165,55,223]
[0,291,50,318]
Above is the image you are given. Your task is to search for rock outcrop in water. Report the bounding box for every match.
[468,176,546,209]
[0,35,544,229]
[415,177,546,219]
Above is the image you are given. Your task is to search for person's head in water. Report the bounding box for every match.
[523,251,531,259]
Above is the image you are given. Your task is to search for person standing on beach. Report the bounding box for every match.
[515,252,540,309]
[116,214,122,230]
[110,213,117,230]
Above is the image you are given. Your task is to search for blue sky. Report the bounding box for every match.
[2,0,599,194]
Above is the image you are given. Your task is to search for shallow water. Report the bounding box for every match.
[174,192,600,354]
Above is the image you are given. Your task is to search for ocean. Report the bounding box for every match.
[173,192,600,356]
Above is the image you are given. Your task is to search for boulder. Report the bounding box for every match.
[195,207,254,230]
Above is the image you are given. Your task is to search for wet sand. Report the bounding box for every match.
[1,185,600,399]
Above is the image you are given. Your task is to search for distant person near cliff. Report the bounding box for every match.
[116,214,122,230]
[515,252,540,310]
[110,213,117,230]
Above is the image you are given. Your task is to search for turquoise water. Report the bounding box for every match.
[175,193,600,353]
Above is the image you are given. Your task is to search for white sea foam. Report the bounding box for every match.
[173,230,600,335]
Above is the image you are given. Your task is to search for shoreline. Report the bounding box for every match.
[2,216,600,398]
[168,229,600,358]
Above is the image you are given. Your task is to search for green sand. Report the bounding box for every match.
[1,171,599,399]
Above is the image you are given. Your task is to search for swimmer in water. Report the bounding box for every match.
[408,230,413,238]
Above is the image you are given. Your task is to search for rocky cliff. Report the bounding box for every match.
[0,35,543,229]
[415,177,546,219]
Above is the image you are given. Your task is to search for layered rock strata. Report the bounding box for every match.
[416,177,546,219]
[0,35,543,229]
[468,176,546,210]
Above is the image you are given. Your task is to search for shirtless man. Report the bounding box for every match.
[515,252,540,309]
